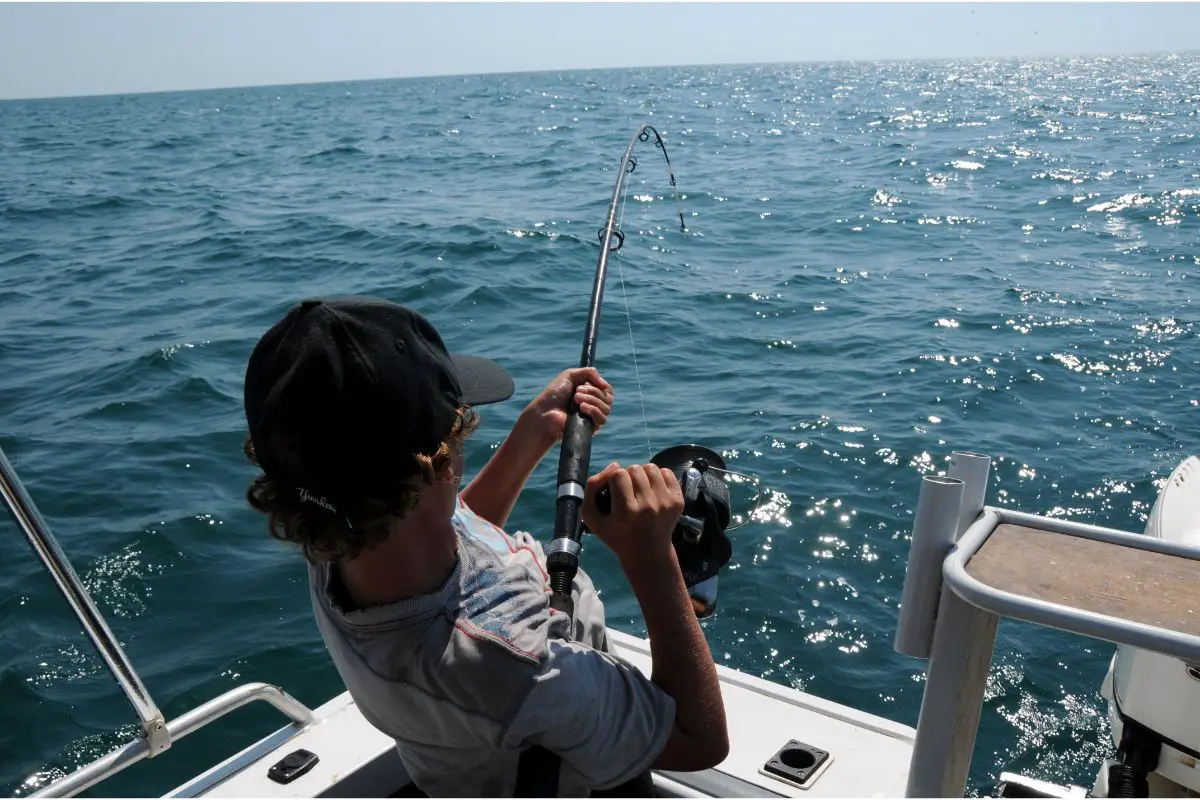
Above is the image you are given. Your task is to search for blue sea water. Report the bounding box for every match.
[1,54,1197,796]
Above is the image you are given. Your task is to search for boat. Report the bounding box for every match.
[6,444,1199,798]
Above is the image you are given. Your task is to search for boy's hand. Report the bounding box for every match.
[524,367,614,447]
[582,462,684,567]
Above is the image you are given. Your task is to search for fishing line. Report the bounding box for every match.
[611,176,770,524]
[605,130,767,530]
[612,164,653,462]
[610,129,693,463]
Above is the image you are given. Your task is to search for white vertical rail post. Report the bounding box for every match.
[905,451,999,798]
[894,475,965,659]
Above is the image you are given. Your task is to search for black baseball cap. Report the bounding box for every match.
[244,296,514,507]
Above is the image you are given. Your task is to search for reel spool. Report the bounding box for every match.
[650,444,734,619]
[592,443,737,618]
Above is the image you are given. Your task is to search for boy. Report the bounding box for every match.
[242,296,728,796]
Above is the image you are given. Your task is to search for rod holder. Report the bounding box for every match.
[894,474,965,659]
[947,451,991,539]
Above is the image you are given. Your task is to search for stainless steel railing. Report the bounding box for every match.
[32,682,313,798]
[2,443,314,797]
[0,444,170,752]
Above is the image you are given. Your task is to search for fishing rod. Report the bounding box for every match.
[544,124,685,617]
[541,122,766,620]
[517,125,747,796]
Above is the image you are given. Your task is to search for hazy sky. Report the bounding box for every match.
[1,2,1197,101]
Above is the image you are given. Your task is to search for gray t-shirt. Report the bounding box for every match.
[308,496,676,796]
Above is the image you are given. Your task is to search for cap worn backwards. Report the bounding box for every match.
[243,296,514,514]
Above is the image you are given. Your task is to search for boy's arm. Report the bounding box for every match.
[460,367,612,528]
[460,409,553,528]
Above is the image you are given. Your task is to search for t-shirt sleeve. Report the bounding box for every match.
[502,638,676,790]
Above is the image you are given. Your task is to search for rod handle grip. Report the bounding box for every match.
[556,410,595,492]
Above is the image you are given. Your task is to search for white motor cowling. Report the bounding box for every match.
[1098,457,1200,797]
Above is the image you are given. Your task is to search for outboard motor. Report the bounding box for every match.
[1099,638,1200,798]
[1094,457,1200,798]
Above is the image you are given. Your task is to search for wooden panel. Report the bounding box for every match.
[965,523,1200,638]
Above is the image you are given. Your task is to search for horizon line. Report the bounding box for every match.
[3,47,1195,104]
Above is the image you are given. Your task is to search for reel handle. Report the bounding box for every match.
[587,486,700,542]
[592,460,706,518]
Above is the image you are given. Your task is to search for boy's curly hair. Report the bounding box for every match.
[243,406,479,564]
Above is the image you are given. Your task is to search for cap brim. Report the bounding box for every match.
[451,354,515,406]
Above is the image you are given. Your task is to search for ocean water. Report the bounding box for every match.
[1,54,1197,796]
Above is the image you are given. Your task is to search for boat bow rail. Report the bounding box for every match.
[896,451,1200,798]
[1,444,314,798]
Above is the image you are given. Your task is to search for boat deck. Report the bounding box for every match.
[170,630,915,798]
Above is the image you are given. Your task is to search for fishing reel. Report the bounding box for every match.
[595,444,735,619]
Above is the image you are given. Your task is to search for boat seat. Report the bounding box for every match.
[966,523,1200,637]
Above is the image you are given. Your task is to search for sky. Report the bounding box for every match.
[1,2,1198,101]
